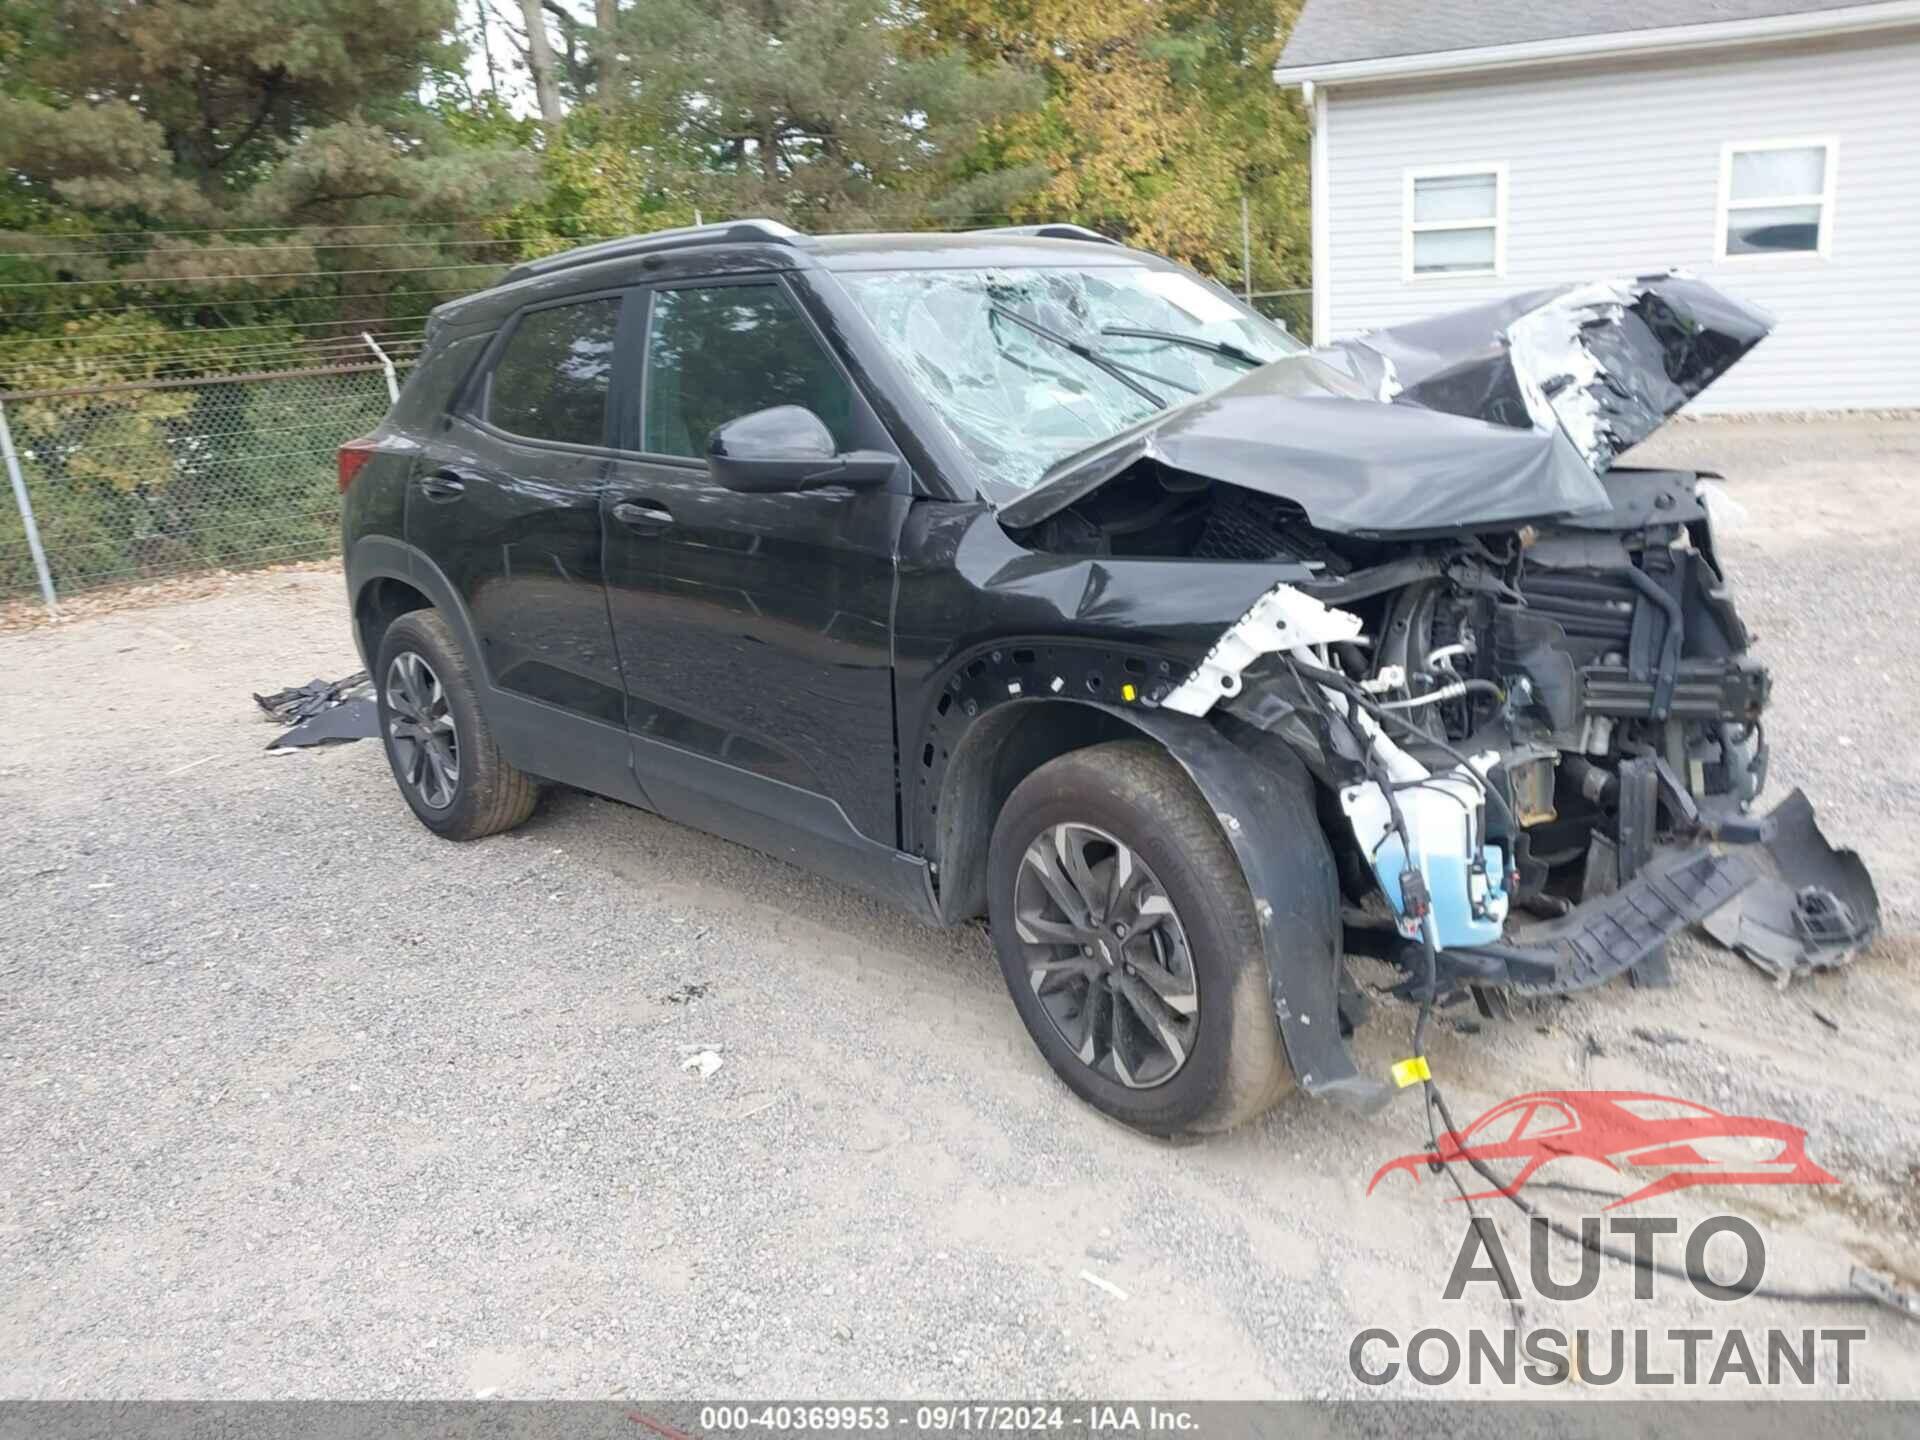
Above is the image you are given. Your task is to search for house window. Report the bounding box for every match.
[1718,139,1835,259]
[1404,165,1505,279]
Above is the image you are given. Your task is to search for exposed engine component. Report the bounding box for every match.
[1011,458,1875,993]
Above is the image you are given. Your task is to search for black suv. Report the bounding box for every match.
[342,219,1874,1135]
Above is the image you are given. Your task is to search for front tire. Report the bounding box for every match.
[987,740,1294,1136]
[375,609,542,840]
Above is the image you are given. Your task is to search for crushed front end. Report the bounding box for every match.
[1000,272,1880,1094]
[1191,469,1879,1005]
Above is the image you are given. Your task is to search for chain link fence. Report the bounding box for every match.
[1,362,401,606]
[1,278,1318,612]
[1248,288,1312,338]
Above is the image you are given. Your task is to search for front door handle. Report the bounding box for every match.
[417,468,473,501]
[611,499,674,530]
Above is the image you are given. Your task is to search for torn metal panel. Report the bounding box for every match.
[1337,273,1771,472]
[1001,375,1613,535]
[1699,788,1881,981]
[1002,272,1772,536]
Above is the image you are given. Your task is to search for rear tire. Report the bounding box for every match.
[375,609,541,840]
[987,740,1294,1136]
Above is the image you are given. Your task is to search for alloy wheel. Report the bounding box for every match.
[1012,822,1199,1088]
[385,651,460,810]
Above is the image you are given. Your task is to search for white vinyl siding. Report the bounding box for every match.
[1318,32,1920,411]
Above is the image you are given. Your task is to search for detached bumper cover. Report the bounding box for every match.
[1699,788,1881,981]
[1424,788,1879,997]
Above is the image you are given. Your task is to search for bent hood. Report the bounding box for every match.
[1000,273,1771,536]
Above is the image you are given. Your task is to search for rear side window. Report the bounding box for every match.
[485,296,622,445]
[642,283,855,458]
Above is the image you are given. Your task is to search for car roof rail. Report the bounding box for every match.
[502,218,804,285]
[973,223,1122,246]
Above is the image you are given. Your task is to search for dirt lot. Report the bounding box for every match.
[2,417,1917,1400]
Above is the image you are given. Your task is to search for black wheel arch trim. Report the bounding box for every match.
[913,634,1388,1110]
[347,535,647,809]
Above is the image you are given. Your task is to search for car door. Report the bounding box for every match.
[406,289,641,796]
[602,275,913,858]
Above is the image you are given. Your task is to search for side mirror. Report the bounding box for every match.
[706,405,897,493]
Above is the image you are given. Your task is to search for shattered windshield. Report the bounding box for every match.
[836,265,1303,495]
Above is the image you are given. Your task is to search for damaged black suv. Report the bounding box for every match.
[341,220,1877,1135]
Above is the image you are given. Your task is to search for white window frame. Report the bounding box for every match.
[1402,163,1507,282]
[1715,137,1837,262]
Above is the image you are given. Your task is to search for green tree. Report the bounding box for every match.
[596,0,1047,229]
[0,0,538,343]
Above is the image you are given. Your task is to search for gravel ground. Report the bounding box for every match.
[2,417,1916,1401]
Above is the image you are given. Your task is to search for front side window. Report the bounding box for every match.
[1405,167,1505,278]
[1720,140,1834,257]
[486,296,622,445]
[642,284,855,458]
[837,264,1305,495]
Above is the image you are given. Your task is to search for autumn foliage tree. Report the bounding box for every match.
[918,0,1309,287]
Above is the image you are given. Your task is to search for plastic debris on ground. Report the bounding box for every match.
[1699,789,1881,983]
[253,670,379,749]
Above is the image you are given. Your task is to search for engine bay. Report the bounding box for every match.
[1007,463,1876,991]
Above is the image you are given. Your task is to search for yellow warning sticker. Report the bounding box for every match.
[1391,1056,1432,1088]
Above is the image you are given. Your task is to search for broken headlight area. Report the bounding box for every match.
[1120,469,1879,1003]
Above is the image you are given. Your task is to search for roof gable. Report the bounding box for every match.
[1279,0,1889,71]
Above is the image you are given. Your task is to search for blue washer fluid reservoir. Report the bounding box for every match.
[1339,763,1511,949]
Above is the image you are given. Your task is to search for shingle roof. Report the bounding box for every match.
[1278,0,1878,71]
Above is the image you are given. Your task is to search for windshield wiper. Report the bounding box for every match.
[988,305,1198,408]
[1098,326,1267,368]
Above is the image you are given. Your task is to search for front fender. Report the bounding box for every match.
[907,636,1388,1109]
[1120,708,1391,1112]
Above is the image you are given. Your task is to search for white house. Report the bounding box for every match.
[1274,1,1920,411]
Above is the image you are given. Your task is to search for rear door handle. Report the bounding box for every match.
[611,499,674,530]
[417,467,474,501]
